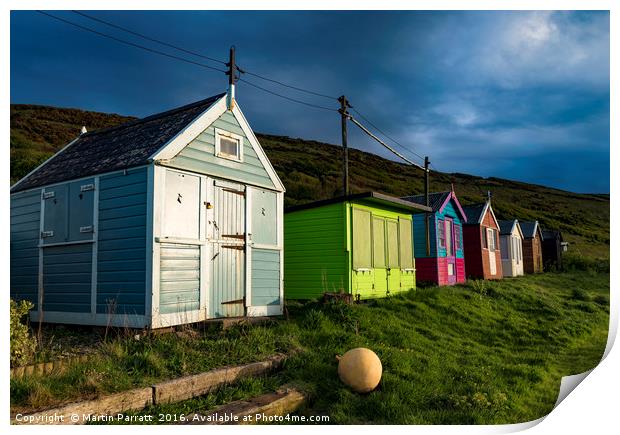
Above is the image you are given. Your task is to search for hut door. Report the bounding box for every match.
[445,218,456,284]
[385,219,400,294]
[487,228,497,275]
[209,180,246,318]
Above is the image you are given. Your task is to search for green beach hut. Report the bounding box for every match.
[284,192,431,300]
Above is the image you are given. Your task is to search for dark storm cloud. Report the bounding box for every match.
[10,10,609,192]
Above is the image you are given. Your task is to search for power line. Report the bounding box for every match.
[37,11,227,74]
[242,71,336,101]
[238,78,337,112]
[38,11,339,113]
[72,10,336,101]
[72,10,227,66]
[350,107,425,163]
[348,114,426,171]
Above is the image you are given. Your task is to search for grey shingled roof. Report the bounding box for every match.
[12,93,225,193]
[498,219,516,235]
[401,191,451,212]
[520,220,539,238]
[462,202,487,224]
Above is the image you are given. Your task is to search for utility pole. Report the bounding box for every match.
[338,95,350,196]
[425,156,431,256]
[226,46,237,110]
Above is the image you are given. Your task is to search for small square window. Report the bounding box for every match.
[215,129,243,161]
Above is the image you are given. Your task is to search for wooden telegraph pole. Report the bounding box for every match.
[226,46,237,110]
[338,95,350,196]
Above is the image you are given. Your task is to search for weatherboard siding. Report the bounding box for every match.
[159,243,200,314]
[42,243,92,313]
[168,111,275,189]
[284,203,348,299]
[251,249,281,306]
[10,189,42,307]
[413,212,437,258]
[437,201,464,259]
[96,167,147,316]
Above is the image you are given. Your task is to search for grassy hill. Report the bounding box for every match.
[10,104,609,258]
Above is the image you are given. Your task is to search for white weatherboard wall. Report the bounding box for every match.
[500,224,524,278]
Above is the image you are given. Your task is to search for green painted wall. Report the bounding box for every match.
[284,202,348,299]
[284,199,416,300]
[168,111,276,189]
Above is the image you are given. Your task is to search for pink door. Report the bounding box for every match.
[445,218,456,284]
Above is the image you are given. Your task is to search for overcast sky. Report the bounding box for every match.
[10,10,610,193]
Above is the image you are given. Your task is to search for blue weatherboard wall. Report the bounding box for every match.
[413,213,437,259]
[413,199,464,259]
[10,189,42,308]
[169,111,276,190]
[251,249,280,306]
[42,243,92,313]
[437,200,464,259]
[96,167,148,315]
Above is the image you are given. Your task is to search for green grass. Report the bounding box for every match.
[11,272,609,424]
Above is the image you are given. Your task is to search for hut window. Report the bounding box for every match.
[486,228,498,251]
[215,128,243,161]
[352,208,372,269]
[437,219,445,248]
[455,226,462,250]
[372,217,386,268]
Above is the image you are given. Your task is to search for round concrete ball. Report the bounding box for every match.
[337,348,382,393]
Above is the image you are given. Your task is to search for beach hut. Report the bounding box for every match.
[519,221,544,274]
[461,200,503,280]
[498,220,524,277]
[541,229,564,271]
[284,192,430,300]
[401,190,467,286]
[10,92,285,328]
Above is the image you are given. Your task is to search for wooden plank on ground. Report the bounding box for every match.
[152,353,286,404]
[12,387,153,425]
[185,386,307,425]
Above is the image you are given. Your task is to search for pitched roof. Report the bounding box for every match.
[401,191,450,212]
[542,229,563,242]
[285,192,432,214]
[11,93,225,193]
[520,220,540,238]
[498,219,516,235]
[401,190,467,221]
[462,203,487,224]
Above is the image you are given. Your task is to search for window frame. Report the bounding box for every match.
[437,219,446,249]
[214,128,244,162]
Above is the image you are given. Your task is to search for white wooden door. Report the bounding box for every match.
[487,228,497,275]
[209,180,246,318]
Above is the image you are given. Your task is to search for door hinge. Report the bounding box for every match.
[79,225,94,233]
[42,191,55,199]
[41,230,54,238]
[80,183,95,192]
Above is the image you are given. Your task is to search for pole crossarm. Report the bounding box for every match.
[347,115,428,172]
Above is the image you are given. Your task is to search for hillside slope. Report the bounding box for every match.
[10,104,609,258]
